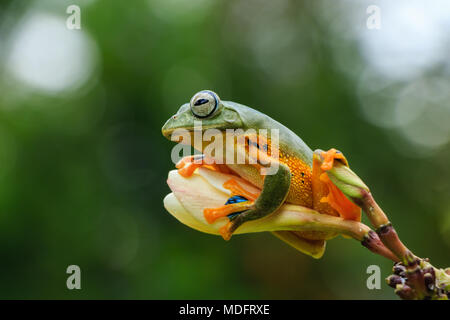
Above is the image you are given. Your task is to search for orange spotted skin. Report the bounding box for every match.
[259,135,313,207]
[277,150,314,207]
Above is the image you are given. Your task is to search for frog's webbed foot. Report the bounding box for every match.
[318,148,348,171]
[218,206,263,240]
[176,155,231,177]
[223,179,259,202]
[203,178,260,240]
[208,201,256,241]
[203,198,255,224]
[312,148,361,221]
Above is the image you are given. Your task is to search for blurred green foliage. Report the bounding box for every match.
[0,0,448,299]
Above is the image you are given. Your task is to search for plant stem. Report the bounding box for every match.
[356,190,411,262]
[327,159,450,299]
[279,205,400,262]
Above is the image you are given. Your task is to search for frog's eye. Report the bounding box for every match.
[190,90,220,118]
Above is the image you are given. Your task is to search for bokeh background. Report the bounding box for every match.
[0,0,449,299]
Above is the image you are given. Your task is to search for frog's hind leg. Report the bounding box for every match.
[217,163,291,240]
[203,200,254,224]
[312,148,361,221]
[203,178,259,224]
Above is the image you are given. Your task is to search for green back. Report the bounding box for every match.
[224,101,313,167]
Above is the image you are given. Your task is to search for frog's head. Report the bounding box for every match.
[162,90,244,140]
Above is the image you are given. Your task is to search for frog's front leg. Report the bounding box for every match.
[176,154,231,177]
[205,162,291,240]
[312,148,361,221]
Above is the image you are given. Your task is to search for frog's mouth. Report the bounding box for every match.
[161,116,180,139]
[161,124,196,143]
[161,120,227,141]
[161,126,177,140]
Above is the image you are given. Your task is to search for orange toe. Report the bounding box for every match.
[178,163,202,177]
[223,179,259,201]
[219,222,233,241]
[320,148,347,171]
[203,202,253,224]
[203,207,225,224]
[176,155,195,169]
[175,160,186,169]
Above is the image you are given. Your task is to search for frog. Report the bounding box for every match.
[162,90,361,256]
